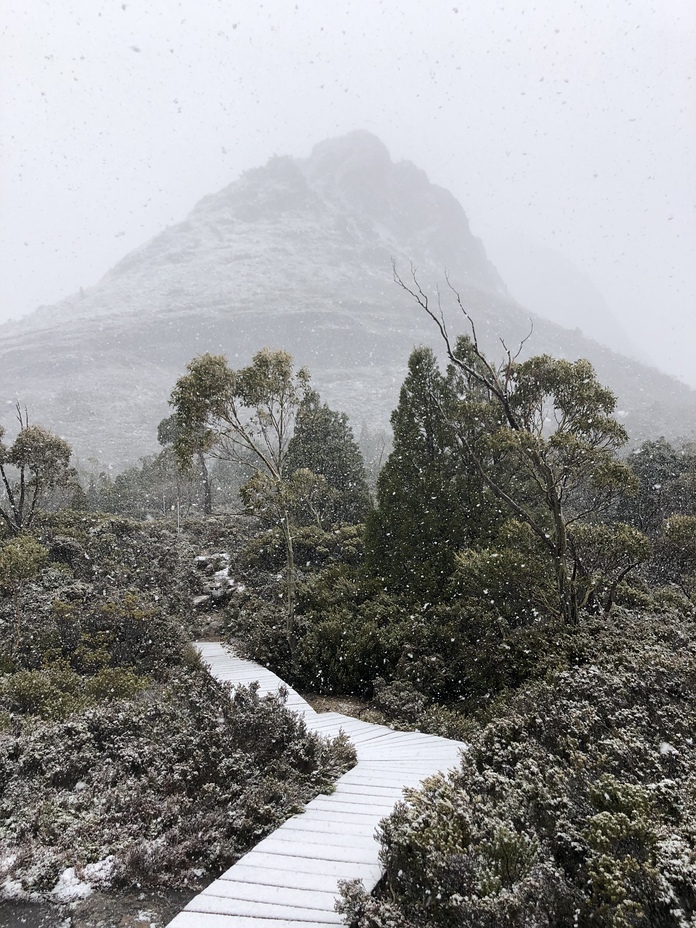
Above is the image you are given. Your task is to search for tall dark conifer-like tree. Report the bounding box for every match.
[285,390,371,526]
[365,347,489,601]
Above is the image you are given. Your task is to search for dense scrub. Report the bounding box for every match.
[0,668,354,897]
[0,510,355,904]
[213,346,696,927]
[340,609,696,927]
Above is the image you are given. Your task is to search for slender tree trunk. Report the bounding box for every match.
[282,509,297,661]
[12,585,22,655]
[555,556,577,625]
[197,452,213,515]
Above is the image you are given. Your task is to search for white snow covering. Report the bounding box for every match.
[51,867,93,902]
[83,855,118,885]
[0,853,17,874]
[2,876,27,900]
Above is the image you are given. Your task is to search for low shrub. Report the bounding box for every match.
[243,524,364,574]
[0,664,149,720]
[0,665,355,895]
[341,609,696,928]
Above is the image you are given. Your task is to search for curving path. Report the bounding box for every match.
[167,642,465,927]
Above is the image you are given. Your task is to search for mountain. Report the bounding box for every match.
[483,231,642,359]
[0,130,694,469]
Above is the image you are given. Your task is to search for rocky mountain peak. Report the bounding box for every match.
[0,131,693,467]
[297,131,500,288]
[301,130,393,210]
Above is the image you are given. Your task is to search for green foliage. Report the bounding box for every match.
[371,677,427,723]
[39,593,189,679]
[285,389,371,525]
[0,666,355,893]
[243,524,364,573]
[653,514,696,598]
[0,663,148,719]
[157,414,213,514]
[474,351,637,624]
[0,534,48,653]
[225,590,293,675]
[392,281,641,622]
[366,337,640,624]
[365,347,492,601]
[169,349,312,656]
[169,349,309,478]
[0,497,362,903]
[342,608,696,927]
[0,417,75,534]
[622,437,696,534]
[97,449,200,519]
[229,563,408,696]
[239,468,331,530]
[568,521,652,612]
[0,535,48,590]
[453,520,556,626]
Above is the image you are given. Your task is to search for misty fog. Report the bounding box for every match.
[1,0,694,384]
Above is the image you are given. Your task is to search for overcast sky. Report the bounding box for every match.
[2,0,694,385]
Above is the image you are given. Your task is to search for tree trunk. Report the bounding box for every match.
[13,585,22,655]
[197,452,213,515]
[556,556,578,625]
[282,510,297,661]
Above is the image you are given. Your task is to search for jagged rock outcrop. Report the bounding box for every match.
[0,130,693,467]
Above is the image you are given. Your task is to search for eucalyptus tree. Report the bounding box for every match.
[394,268,645,624]
[158,414,213,515]
[0,407,75,535]
[169,349,310,656]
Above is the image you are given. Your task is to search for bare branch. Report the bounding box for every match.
[393,260,455,361]
[515,318,534,360]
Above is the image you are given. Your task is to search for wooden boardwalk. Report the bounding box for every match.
[167,642,465,927]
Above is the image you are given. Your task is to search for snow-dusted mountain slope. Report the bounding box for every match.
[0,131,693,467]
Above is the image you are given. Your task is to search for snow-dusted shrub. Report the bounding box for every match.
[0,664,148,719]
[243,524,364,573]
[342,610,696,927]
[372,678,427,724]
[0,666,355,897]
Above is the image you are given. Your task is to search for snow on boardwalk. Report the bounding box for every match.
[167,642,465,927]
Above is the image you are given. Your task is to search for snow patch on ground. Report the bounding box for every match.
[51,867,93,902]
[2,876,27,900]
[83,855,119,885]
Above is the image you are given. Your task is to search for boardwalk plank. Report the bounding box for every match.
[305,796,398,815]
[265,827,378,850]
[281,817,378,838]
[170,914,340,928]
[217,863,369,892]
[225,851,381,882]
[199,880,339,909]
[166,643,466,927]
[292,808,388,826]
[185,894,343,922]
[252,837,378,865]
